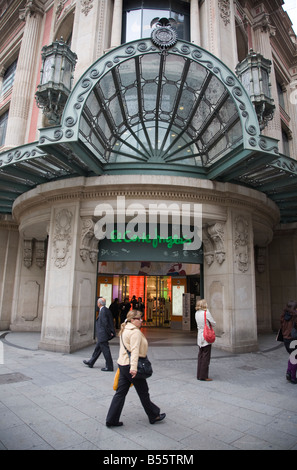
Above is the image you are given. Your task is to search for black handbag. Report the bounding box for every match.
[121,336,153,379]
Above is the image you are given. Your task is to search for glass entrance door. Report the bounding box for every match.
[116,275,172,327]
[145,276,172,327]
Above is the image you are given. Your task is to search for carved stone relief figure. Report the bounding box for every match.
[203,225,215,266]
[203,222,226,266]
[208,222,226,265]
[234,215,249,273]
[79,218,98,263]
[53,208,73,268]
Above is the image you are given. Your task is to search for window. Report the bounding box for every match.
[277,81,285,109]
[0,111,9,147]
[122,0,190,43]
[282,128,290,156]
[1,60,17,97]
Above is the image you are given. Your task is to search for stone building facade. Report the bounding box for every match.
[0,0,297,353]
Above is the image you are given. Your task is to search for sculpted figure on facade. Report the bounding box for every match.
[208,222,226,265]
[79,218,98,263]
[53,208,73,268]
[203,225,215,266]
[203,223,226,266]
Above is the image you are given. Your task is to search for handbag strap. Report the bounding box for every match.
[204,310,213,330]
[121,334,131,357]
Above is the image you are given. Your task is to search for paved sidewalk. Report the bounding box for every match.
[0,328,296,451]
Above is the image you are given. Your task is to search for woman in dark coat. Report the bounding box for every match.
[280,300,297,384]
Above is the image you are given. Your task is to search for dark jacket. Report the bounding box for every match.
[280,310,297,340]
[96,306,116,342]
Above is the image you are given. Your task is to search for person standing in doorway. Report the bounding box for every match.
[83,297,116,371]
[195,299,216,381]
[119,297,131,324]
[109,298,120,329]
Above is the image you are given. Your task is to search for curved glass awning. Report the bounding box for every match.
[79,51,242,168]
[1,37,296,222]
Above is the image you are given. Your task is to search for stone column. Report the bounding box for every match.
[0,217,19,330]
[110,0,123,49]
[72,0,112,83]
[190,0,200,45]
[4,0,44,148]
[39,204,97,353]
[203,210,258,353]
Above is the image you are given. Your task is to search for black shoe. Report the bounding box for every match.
[150,413,166,424]
[286,372,291,381]
[106,421,123,427]
[101,367,114,372]
[83,360,93,368]
[290,378,297,384]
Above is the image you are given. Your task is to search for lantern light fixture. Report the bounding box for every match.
[236,49,275,130]
[35,38,77,124]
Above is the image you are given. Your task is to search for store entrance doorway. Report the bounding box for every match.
[97,272,197,329]
[118,275,172,327]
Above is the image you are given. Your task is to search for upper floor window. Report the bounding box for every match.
[0,111,9,147]
[277,81,285,110]
[122,0,190,43]
[282,128,290,156]
[1,60,17,97]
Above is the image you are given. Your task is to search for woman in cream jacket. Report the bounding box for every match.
[106,310,165,427]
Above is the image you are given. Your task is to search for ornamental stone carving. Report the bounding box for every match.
[218,0,231,26]
[203,223,226,266]
[53,208,73,268]
[23,239,33,268]
[253,12,276,37]
[35,240,46,268]
[80,218,98,263]
[234,215,249,272]
[23,239,46,268]
[19,0,44,20]
[208,223,226,265]
[81,0,93,16]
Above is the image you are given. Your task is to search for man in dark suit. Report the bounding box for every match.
[83,297,116,371]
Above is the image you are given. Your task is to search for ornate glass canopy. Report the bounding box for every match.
[79,51,242,168]
[1,36,297,223]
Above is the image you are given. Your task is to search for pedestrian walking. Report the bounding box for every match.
[109,298,120,329]
[195,299,216,381]
[106,310,165,427]
[280,300,297,384]
[83,297,116,371]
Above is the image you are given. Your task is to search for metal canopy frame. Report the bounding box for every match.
[0,38,296,222]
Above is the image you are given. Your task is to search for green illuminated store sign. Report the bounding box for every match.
[98,225,203,264]
[110,229,192,249]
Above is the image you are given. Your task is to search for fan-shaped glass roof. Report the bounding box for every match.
[79,52,242,168]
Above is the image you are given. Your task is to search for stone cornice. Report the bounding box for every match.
[12,175,280,229]
[0,214,19,230]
